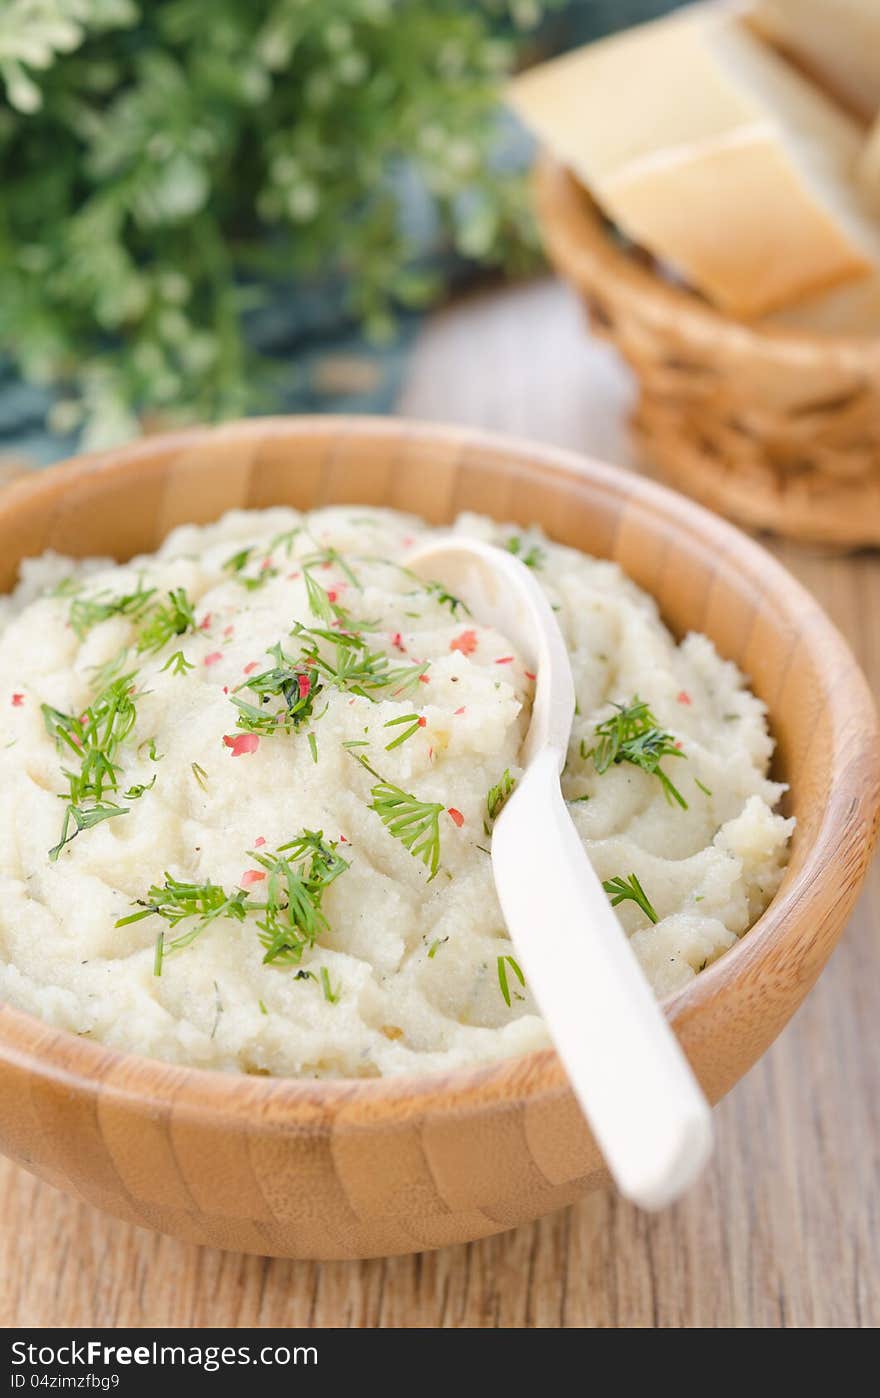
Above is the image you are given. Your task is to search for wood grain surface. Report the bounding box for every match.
[1,280,878,1327]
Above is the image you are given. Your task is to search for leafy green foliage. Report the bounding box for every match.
[0,1,553,446]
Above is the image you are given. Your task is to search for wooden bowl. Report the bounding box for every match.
[535,157,880,550]
[0,416,877,1259]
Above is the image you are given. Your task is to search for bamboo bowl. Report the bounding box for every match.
[0,416,877,1260]
[535,158,880,550]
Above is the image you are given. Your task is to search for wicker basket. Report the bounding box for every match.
[535,157,880,548]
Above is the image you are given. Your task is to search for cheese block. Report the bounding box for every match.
[749,0,880,122]
[859,115,880,199]
[763,275,880,335]
[508,6,880,318]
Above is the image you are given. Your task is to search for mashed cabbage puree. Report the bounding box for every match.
[0,507,793,1077]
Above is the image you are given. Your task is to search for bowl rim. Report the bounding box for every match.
[0,413,877,1129]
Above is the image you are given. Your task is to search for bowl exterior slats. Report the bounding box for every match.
[0,416,876,1258]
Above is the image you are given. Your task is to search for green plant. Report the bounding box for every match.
[0,0,552,447]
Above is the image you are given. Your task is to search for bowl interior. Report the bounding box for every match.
[0,415,875,1112]
[0,417,843,866]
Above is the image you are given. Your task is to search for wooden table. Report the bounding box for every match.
[1,280,878,1328]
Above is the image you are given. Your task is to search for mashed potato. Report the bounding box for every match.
[0,507,793,1077]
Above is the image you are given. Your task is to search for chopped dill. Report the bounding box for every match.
[223,546,278,591]
[497,953,525,1006]
[118,874,250,966]
[383,712,423,750]
[300,544,360,589]
[587,696,688,809]
[191,762,209,790]
[67,581,198,657]
[250,831,349,967]
[602,872,658,924]
[42,672,141,858]
[505,535,545,569]
[136,588,197,655]
[303,567,336,623]
[485,768,516,830]
[117,830,349,976]
[269,527,302,557]
[423,579,468,617]
[292,621,427,700]
[320,967,340,1004]
[231,642,320,736]
[69,580,155,640]
[354,754,443,879]
[123,775,156,800]
[160,649,195,676]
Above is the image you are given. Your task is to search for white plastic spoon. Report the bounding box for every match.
[407,536,713,1209]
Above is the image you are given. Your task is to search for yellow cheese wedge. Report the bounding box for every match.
[749,0,880,122]
[859,115,880,201]
[508,6,880,319]
[763,274,880,334]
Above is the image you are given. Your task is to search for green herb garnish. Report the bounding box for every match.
[42,672,140,858]
[118,875,250,968]
[505,535,545,569]
[497,953,525,1006]
[303,567,336,623]
[383,712,424,750]
[269,528,302,557]
[320,967,340,1004]
[69,581,155,641]
[292,621,427,700]
[485,768,516,830]
[249,831,349,967]
[423,579,468,617]
[160,649,195,676]
[355,755,443,879]
[300,545,360,589]
[123,775,156,800]
[67,581,197,656]
[118,830,348,975]
[136,588,197,654]
[232,642,320,736]
[223,545,279,591]
[602,873,658,924]
[588,696,688,809]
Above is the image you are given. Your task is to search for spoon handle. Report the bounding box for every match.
[492,748,713,1210]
